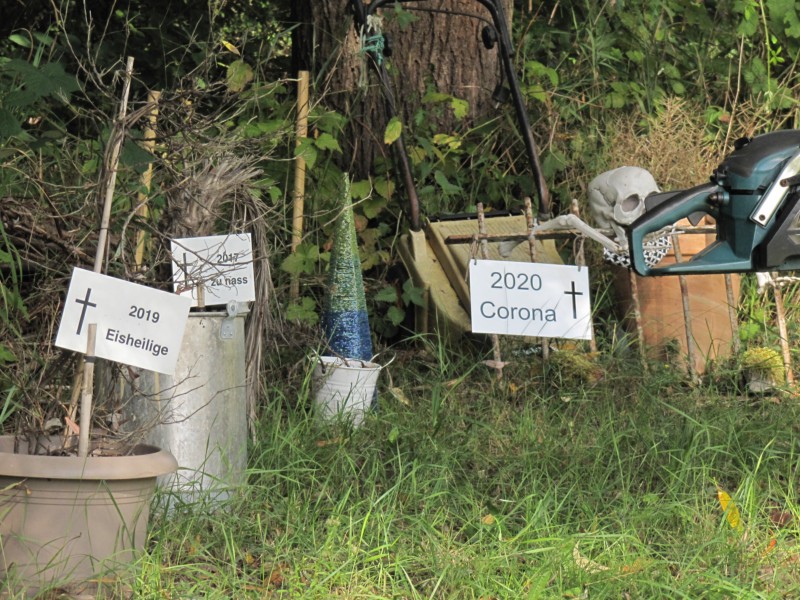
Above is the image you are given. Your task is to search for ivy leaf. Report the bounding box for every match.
[450,97,469,120]
[226,59,254,92]
[374,177,395,200]
[362,195,387,219]
[294,137,318,169]
[0,109,23,138]
[386,305,406,325]
[286,297,319,325]
[121,137,156,174]
[393,3,418,29]
[434,170,462,195]
[384,116,403,145]
[280,243,320,275]
[422,91,450,104]
[350,179,372,200]
[314,132,341,152]
[402,279,425,306]
[374,286,398,303]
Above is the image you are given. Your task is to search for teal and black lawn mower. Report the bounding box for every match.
[629,130,800,277]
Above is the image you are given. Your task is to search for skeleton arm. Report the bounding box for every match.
[498,214,623,257]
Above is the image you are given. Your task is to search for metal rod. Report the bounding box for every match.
[443,226,717,245]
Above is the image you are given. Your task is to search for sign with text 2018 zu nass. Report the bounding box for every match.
[470,260,592,340]
[55,268,192,375]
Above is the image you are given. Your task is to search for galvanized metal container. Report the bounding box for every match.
[120,306,248,504]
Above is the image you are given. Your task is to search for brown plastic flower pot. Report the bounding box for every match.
[0,435,177,593]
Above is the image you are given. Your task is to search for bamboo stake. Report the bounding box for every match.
[134,90,161,269]
[478,203,505,380]
[290,70,310,299]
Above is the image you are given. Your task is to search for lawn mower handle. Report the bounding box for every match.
[350,0,551,227]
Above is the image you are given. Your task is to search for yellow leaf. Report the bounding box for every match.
[388,386,411,406]
[572,542,610,574]
[717,487,743,531]
[384,116,402,145]
[222,40,240,55]
[481,514,496,525]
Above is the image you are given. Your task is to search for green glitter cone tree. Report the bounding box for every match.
[321,174,373,362]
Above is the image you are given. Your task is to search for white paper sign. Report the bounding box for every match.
[171,234,256,307]
[469,260,592,340]
[55,268,192,374]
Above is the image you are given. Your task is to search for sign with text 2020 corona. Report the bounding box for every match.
[469,260,592,340]
[55,268,192,374]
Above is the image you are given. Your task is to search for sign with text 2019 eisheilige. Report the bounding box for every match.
[55,268,192,374]
[469,260,592,340]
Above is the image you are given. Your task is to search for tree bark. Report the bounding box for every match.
[292,0,513,178]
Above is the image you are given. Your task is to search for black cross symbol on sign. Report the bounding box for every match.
[75,287,97,335]
[564,281,583,319]
[181,253,192,279]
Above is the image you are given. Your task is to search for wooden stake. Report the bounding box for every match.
[671,233,699,382]
[524,198,549,361]
[76,57,134,454]
[134,90,161,270]
[725,273,741,355]
[197,282,206,309]
[290,71,310,300]
[78,324,97,458]
[94,56,135,273]
[627,270,648,369]
[478,203,504,380]
[772,283,794,384]
[570,198,597,353]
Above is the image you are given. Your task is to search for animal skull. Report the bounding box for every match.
[587,166,660,246]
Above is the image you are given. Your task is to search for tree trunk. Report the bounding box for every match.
[292,0,513,178]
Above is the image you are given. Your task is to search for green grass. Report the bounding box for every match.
[48,339,800,598]
[129,343,800,599]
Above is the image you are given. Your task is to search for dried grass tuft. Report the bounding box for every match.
[604,97,719,190]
